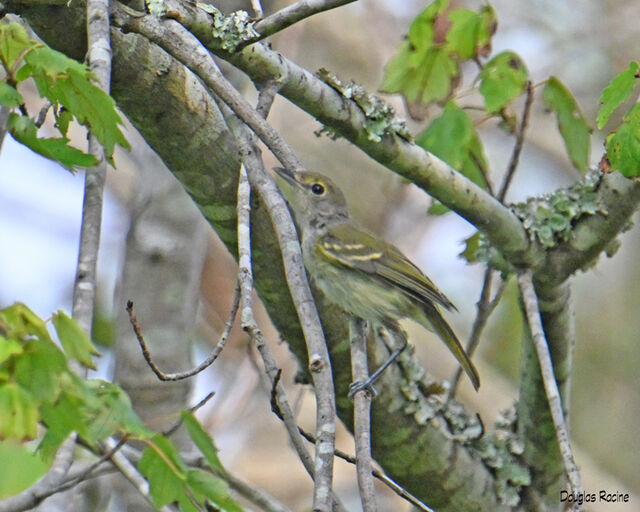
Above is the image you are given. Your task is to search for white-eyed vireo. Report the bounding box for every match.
[273,167,480,391]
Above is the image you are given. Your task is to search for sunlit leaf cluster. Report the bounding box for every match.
[0,304,244,510]
[0,22,130,170]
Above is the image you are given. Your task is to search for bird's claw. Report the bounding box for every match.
[348,379,378,400]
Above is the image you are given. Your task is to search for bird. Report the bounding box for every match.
[273,167,480,392]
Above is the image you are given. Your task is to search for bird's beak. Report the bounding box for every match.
[273,167,302,189]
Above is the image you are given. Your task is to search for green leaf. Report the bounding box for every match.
[0,82,23,107]
[187,470,245,512]
[543,77,592,172]
[39,390,88,462]
[479,51,528,113]
[49,69,130,162]
[460,231,481,263]
[427,201,450,215]
[52,310,99,369]
[417,101,489,189]
[181,411,224,471]
[139,435,195,511]
[0,23,37,71]
[0,335,23,364]
[8,114,98,171]
[382,1,460,107]
[0,383,39,440]
[0,302,52,343]
[606,103,640,177]
[84,380,153,441]
[383,45,459,106]
[0,441,48,499]
[15,44,130,164]
[446,6,496,60]
[597,61,639,129]
[13,338,67,403]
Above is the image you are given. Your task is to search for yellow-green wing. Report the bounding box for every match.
[318,223,456,310]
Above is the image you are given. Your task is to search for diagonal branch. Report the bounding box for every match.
[517,270,582,505]
[251,0,357,42]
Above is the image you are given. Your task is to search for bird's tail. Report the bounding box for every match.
[420,304,480,391]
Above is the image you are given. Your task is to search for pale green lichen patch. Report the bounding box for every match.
[196,4,259,52]
[513,170,606,248]
[316,68,412,143]
[469,407,531,506]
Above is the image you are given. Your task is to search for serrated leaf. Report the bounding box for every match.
[446,6,495,60]
[181,411,223,471]
[0,441,48,499]
[0,82,23,107]
[597,61,639,129]
[50,69,130,161]
[606,103,640,177]
[479,51,528,113]
[8,113,98,171]
[139,436,195,510]
[54,108,73,137]
[187,470,245,512]
[0,23,37,71]
[14,43,129,163]
[39,391,88,462]
[382,1,460,108]
[0,302,52,343]
[13,338,67,405]
[0,335,23,364]
[0,383,39,441]
[417,101,489,189]
[543,77,591,172]
[84,380,153,440]
[52,310,99,369]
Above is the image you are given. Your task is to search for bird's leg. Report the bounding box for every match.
[348,326,408,399]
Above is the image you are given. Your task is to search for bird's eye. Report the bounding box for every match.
[311,183,325,195]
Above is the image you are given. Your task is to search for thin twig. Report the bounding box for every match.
[517,270,582,507]
[497,81,534,202]
[251,0,356,42]
[223,465,292,512]
[255,80,281,118]
[72,0,113,335]
[235,130,344,512]
[35,100,52,127]
[349,317,378,512]
[126,291,240,381]
[447,271,507,398]
[293,426,434,512]
[249,0,263,18]
[162,391,217,437]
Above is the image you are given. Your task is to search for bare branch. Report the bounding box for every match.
[349,318,377,512]
[125,293,239,381]
[448,271,507,398]
[223,470,292,512]
[235,130,342,512]
[252,0,357,41]
[295,426,434,512]
[497,81,534,202]
[517,269,582,506]
[72,0,113,334]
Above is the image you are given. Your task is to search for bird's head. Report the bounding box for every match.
[273,167,349,228]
